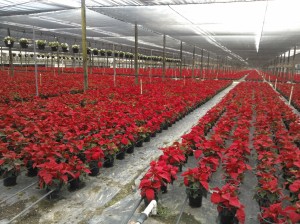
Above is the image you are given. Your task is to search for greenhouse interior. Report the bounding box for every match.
[0,0,299,223]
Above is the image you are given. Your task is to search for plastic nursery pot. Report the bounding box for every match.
[88,160,100,176]
[135,139,143,147]
[51,46,58,51]
[161,185,168,194]
[188,195,203,208]
[103,156,115,168]
[4,41,14,48]
[144,135,151,142]
[26,161,38,177]
[38,45,45,50]
[68,177,85,192]
[72,48,79,53]
[46,183,62,200]
[218,207,237,224]
[116,150,126,160]
[126,145,134,154]
[150,132,156,138]
[3,174,17,187]
[20,42,28,48]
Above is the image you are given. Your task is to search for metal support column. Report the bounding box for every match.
[134,22,138,84]
[162,34,166,80]
[192,46,195,79]
[81,0,88,91]
[179,41,183,78]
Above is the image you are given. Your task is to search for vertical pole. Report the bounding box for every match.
[134,22,138,84]
[81,0,88,91]
[162,34,166,80]
[289,85,294,105]
[179,41,183,78]
[292,46,296,82]
[56,38,60,75]
[200,49,203,80]
[33,26,39,96]
[7,28,14,77]
[150,49,152,83]
[0,47,2,71]
[192,46,195,79]
[287,50,290,81]
[113,44,116,87]
[207,52,210,77]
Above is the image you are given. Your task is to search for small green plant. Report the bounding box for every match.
[36,40,46,46]
[61,43,69,48]
[72,44,80,49]
[4,36,16,43]
[48,41,60,47]
[19,38,29,44]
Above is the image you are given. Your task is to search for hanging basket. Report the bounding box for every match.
[20,42,29,48]
[51,46,58,51]
[4,40,14,48]
[72,48,79,53]
[93,50,98,55]
[62,47,69,52]
[38,44,45,50]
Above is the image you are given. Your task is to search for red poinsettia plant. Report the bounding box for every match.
[259,202,300,224]
[0,150,23,176]
[159,144,186,166]
[211,184,245,224]
[139,160,171,201]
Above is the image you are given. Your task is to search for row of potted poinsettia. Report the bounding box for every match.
[0,79,232,196]
[138,81,299,223]
[276,83,300,112]
[0,68,241,103]
[139,82,251,223]
[252,83,299,223]
[245,70,264,82]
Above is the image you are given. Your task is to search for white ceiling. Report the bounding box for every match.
[0,0,299,67]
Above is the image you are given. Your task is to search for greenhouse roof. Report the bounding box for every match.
[0,0,299,67]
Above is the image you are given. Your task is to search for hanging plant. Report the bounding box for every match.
[18,53,22,58]
[48,41,60,51]
[41,55,45,58]
[36,40,47,50]
[3,36,16,48]
[92,48,98,55]
[61,43,69,52]
[119,51,124,58]
[46,55,50,59]
[72,44,80,53]
[87,47,91,55]
[106,50,112,56]
[99,49,106,56]
[114,50,119,57]
[19,38,29,48]
[12,53,16,57]
[125,52,133,59]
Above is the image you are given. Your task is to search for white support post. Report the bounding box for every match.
[289,85,294,105]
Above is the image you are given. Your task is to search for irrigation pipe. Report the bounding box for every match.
[0,180,38,204]
[7,189,55,224]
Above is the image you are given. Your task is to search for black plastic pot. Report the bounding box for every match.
[72,48,79,53]
[161,185,168,194]
[126,145,134,154]
[218,208,237,224]
[188,195,202,208]
[4,41,14,48]
[89,160,100,176]
[68,178,84,192]
[62,47,68,52]
[20,42,28,48]
[27,161,38,177]
[151,132,156,138]
[116,150,125,160]
[3,174,17,187]
[144,135,151,142]
[135,140,143,147]
[51,46,58,51]
[46,184,62,200]
[103,156,115,168]
[38,45,45,50]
